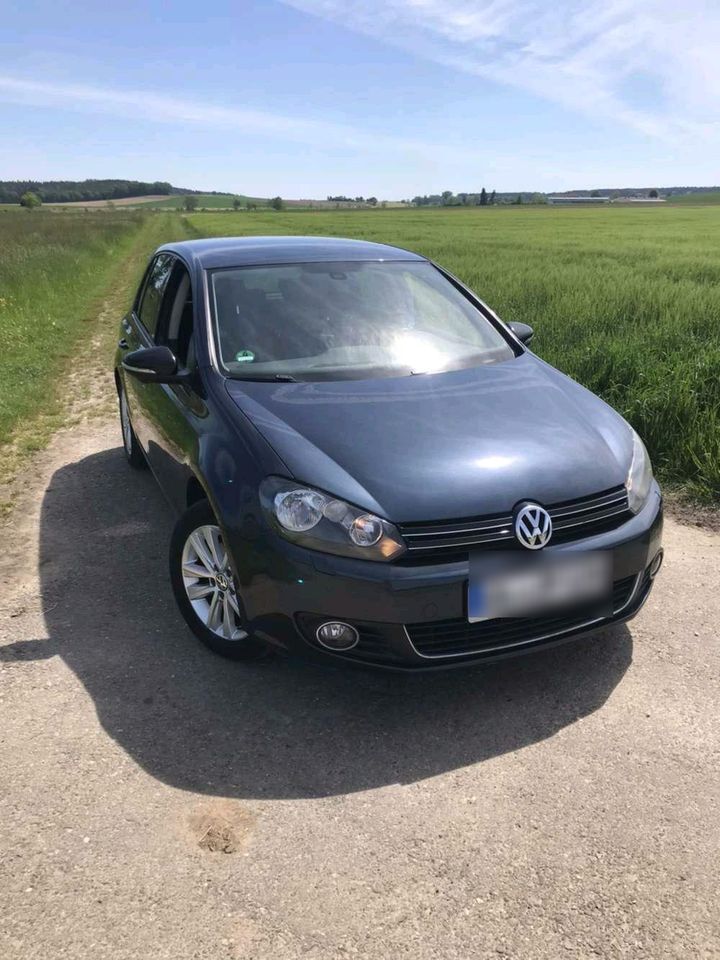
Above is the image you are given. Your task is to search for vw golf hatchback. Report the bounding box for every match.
[115,237,663,669]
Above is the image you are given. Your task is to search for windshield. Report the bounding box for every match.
[209,260,516,381]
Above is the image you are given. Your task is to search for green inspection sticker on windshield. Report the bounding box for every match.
[234,350,255,363]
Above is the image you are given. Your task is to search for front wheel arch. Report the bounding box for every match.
[186,474,208,509]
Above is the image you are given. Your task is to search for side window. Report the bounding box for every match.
[137,254,174,337]
[156,262,195,369]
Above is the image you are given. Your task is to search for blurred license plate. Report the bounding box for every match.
[468,552,611,622]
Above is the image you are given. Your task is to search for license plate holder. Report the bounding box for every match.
[468,552,612,622]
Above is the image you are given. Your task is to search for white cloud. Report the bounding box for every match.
[281,0,720,142]
[0,73,492,166]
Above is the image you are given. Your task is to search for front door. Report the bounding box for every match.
[138,258,207,513]
[123,253,174,452]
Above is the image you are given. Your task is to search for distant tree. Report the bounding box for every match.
[490,190,496,204]
[367,196,378,206]
[441,190,454,205]
[649,189,658,198]
[247,201,258,211]
[590,189,601,198]
[183,195,198,212]
[19,191,41,209]
[233,197,242,210]
[271,196,284,210]
[514,194,523,205]
[480,187,488,206]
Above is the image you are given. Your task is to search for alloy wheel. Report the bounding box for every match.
[181,524,248,641]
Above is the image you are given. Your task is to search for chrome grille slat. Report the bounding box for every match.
[404,531,514,550]
[403,517,513,538]
[552,504,630,530]
[398,485,631,558]
[551,493,627,519]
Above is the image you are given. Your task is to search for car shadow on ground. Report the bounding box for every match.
[2,446,633,799]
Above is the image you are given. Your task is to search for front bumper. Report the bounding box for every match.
[228,484,663,670]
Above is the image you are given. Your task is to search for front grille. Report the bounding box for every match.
[405,573,638,659]
[398,485,631,563]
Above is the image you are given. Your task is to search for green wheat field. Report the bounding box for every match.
[1,204,719,498]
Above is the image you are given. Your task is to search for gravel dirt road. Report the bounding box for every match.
[1,414,718,960]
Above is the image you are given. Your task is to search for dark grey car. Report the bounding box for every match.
[115,236,663,669]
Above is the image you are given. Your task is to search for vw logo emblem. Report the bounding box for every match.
[514,503,552,550]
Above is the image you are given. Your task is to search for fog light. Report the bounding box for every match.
[649,549,664,579]
[316,621,359,651]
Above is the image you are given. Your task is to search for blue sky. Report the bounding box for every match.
[1,0,719,198]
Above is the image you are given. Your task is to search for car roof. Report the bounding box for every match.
[156,236,426,269]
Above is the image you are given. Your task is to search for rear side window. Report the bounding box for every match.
[137,254,174,336]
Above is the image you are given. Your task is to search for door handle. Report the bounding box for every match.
[118,338,129,350]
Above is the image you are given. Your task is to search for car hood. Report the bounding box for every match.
[224,354,632,522]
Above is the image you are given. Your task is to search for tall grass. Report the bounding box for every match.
[188,206,720,498]
[0,209,144,443]
[666,191,720,205]
[1,205,716,499]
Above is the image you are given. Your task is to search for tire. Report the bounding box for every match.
[118,381,147,469]
[169,499,269,660]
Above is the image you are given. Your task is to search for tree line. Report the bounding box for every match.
[0,179,175,204]
[413,189,498,206]
[326,196,379,205]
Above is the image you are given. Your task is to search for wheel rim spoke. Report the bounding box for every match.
[206,590,221,630]
[222,594,233,638]
[183,561,211,579]
[204,526,225,570]
[186,581,214,601]
[189,531,215,574]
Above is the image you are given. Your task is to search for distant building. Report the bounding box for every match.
[547,196,611,205]
[613,197,666,203]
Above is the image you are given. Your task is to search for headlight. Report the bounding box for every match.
[626,429,653,514]
[274,488,326,532]
[260,478,406,561]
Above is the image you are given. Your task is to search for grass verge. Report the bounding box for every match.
[0,210,187,514]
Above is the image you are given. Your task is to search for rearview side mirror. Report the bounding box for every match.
[122,346,187,384]
[507,321,534,345]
